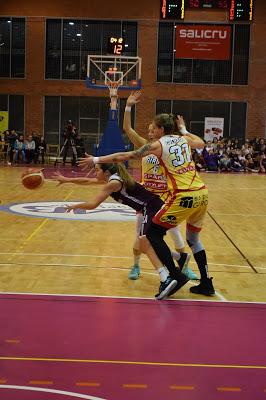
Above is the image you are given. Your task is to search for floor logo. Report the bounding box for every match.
[0,202,136,221]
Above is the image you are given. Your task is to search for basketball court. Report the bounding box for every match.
[0,166,266,399]
[0,2,266,397]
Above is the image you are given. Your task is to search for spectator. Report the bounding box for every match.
[7,129,17,164]
[25,135,36,163]
[203,147,219,172]
[244,154,259,173]
[258,152,266,173]
[14,135,26,163]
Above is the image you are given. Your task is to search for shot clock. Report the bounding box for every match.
[107,37,125,55]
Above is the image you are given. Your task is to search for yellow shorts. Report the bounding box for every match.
[153,188,208,232]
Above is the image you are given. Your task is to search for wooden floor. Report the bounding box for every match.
[0,165,266,303]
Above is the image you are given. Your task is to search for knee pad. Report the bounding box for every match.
[186,229,204,254]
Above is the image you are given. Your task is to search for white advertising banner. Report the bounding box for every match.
[204,117,224,142]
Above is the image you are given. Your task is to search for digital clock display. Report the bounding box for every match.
[160,0,185,19]
[107,37,124,55]
[186,0,229,8]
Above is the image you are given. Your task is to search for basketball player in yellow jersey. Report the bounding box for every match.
[80,106,215,298]
[123,93,197,281]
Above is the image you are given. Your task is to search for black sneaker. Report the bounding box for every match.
[168,274,189,297]
[156,277,177,300]
[190,278,215,296]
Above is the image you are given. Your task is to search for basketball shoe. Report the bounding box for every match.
[128,265,140,280]
[190,278,215,296]
[156,277,177,300]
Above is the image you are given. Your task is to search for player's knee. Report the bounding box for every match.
[186,229,204,253]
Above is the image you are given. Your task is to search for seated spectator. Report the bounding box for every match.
[25,135,36,163]
[229,154,245,172]
[258,152,266,173]
[219,152,231,172]
[244,154,259,172]
[203,147,219,172]
[6,129,17,164]
[14,135,26,163]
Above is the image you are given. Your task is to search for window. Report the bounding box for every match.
[0,17,25,78]
[0,94,24,132]
[45,19,138,80]
[156,99,247,140]
[158,22,250,85]
[44,96,134,153]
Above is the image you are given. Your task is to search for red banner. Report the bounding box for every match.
[175,25,231,60]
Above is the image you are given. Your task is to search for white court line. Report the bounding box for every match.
[0,289,227,302]
[0,261,255,270]
[2,290,266,305]
[211,212,266,217]
[0,252,259,269]
[0,385,107,400]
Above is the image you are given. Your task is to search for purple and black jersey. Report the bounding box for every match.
[109,173,163,234]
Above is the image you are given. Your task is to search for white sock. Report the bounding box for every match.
[158,267,169,282]
[171,250,181,261]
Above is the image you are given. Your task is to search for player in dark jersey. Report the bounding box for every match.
[51,162,187,299]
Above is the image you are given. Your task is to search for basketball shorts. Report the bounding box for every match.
[153,188,208,232]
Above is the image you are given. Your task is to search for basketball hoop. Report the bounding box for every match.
[108,81,119,98]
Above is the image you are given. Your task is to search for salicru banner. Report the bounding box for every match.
[175,25,231,60]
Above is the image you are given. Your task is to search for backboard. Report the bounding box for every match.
[86,55,142,91]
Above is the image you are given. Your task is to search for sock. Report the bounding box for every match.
[158,267,169,282]
[193,250,209,280]
[171,250,181,261]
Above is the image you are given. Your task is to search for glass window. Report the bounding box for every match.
[0,17,25,78]
[158,22,250,85]
[44,96,131,153]
[45,19,61,79]
[156,99,246,140]
[46,19,138,80]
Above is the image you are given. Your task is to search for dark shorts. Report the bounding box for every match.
[140,197,164,235]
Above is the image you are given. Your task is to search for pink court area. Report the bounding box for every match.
[1,294,266,400]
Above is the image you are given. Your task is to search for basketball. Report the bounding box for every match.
[21,169,44,190]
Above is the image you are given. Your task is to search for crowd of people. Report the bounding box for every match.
[0,130,46,165]
[0,121,86,166]
[192,137,266,173]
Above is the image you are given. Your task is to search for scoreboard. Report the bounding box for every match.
[160,0,253,21]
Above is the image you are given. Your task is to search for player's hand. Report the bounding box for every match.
[176,115,186,130]
[50,171,67,185]
[126,91,142,107]
[79,154,95,170]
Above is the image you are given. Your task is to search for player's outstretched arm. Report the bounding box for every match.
[123,91,146,148]
[51,171,101,185]
[65,180,121,212]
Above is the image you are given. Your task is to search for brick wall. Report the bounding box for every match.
[0,0,265,138]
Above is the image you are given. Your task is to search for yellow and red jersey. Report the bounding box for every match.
[158,135,205,192]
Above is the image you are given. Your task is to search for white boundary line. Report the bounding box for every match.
[4,290,266,304]
[0,385,107,400]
